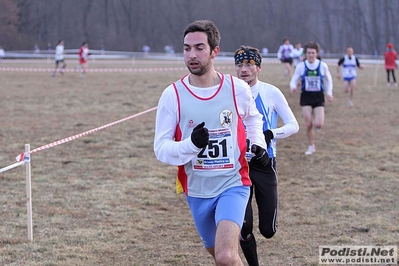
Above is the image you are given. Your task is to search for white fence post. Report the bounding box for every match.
[25,144,33,241]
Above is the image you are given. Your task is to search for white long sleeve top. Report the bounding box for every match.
[250,81,299,157]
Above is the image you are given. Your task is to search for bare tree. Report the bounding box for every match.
[82,0,93,42]
[0,0,20,49]
[6,0,399,54]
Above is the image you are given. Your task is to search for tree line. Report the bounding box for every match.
[1,0,398,56]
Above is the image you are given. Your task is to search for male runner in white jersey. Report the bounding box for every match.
[290,41,333,155]
[51,40,66,77]
[154,20,268,265]
[234,45,299,266]
[337,47,363,106]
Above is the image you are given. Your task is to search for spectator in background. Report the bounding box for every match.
[164,45,175,54]
[142,45,150,53]
[336,46,363,106]
[277,37,294,78]
[0,45,5,63]
[384,43,397,87]
[34,44,40,54]
[51,40,67,77]
[262,47,269,56]
[78,42,89,78]
[142,45,150,58]
[164,45,171,53]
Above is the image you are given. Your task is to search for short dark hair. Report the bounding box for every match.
[183,20,221,51]
[304,41,320,53]
[283,37,290,42]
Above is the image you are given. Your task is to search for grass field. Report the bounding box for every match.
[0,59,398,266]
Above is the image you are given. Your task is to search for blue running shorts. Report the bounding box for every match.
[186,186,250,248]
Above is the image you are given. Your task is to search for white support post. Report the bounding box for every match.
[25,144,33,241]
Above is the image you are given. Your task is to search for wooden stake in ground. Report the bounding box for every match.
[25,144,33,241]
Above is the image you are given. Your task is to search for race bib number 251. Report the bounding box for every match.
[192,128,235,170]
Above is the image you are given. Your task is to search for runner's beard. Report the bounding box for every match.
[240,75,256,87]
[186,62,209,76]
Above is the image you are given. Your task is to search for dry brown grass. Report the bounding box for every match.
[0,59,398,266]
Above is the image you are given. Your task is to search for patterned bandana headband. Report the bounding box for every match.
[234,49,261,66]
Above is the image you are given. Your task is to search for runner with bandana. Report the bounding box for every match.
[235,45,299,266]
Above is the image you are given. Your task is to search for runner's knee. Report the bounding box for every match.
[259,225,277,239]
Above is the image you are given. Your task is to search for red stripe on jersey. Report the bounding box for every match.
[237,115,251,186]
[230,75,251,186]
[180,73,225,100]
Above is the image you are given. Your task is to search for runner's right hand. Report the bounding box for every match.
[250,144,270,168]
[191,122,209,148]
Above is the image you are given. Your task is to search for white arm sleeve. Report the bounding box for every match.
[271,88,299,139]
[321,62,333,96]
[290,62,304,89]
[153,85,201,166]
[235,81,267,149]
